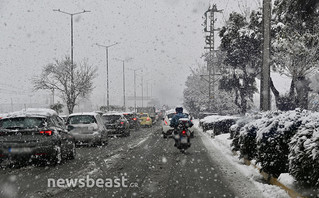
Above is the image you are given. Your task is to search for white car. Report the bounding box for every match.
[161,109,176,138]
[161,109,195,138]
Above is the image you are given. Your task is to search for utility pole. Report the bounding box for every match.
[96,42,119,111]
[203,4,222,111]
[260,0,271,111]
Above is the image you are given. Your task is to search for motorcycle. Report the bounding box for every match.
[173,118,192,153]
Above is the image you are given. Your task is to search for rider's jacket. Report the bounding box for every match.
[169,113,193,128]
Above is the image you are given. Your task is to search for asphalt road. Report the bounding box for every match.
[0,123,262,198]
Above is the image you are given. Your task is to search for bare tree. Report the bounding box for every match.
[33,56,97,114]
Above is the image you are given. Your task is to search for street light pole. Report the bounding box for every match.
[134,70,136,112]
[115,58,132,110]
[53,9,90,68]
[96,42,119,111]
[123,60,126,109]
[53,9,90,112]
[132,68,142,112]
[141,72,144,108]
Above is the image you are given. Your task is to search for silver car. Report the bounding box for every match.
[66,112,108,146]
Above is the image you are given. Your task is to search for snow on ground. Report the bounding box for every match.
[194,119,291,198]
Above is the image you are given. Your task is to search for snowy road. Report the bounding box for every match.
[0,124,264,198]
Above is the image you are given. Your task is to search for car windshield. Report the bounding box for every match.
[103,115,121,121]
[140,114,147,117]
[68,115,96,125]
[0,117,46,129]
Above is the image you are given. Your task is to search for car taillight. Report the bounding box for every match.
[120,122,124,125]
[133,118,137,121]
[182,130,186,134]
[164,120,168,125]
[146,118,150,121]
[40,130,53,136]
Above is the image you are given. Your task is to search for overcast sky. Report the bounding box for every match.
[0,0,261,112]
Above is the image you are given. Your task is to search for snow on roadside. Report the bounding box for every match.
[194,119,290,198]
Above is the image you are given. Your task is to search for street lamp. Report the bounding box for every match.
[53,9,90,66]
[53,9,90,107]
[132,68,142,112]
[115,58,133,109]
[96,42,119,111]
[145,79,153,99]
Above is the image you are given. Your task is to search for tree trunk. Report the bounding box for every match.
[270,77,280,105]
[240,88,247,114]
[295,76,310,109]
[270,77,296,111]
[289,76,296,98]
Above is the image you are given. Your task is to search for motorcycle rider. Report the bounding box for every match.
[170,107,193,147]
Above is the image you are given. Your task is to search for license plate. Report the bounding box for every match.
[181,137,188,144]
[9,147,32,153]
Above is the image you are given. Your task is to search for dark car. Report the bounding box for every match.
[102,113,130,137]
[66,112,108,146]
[123,112,140,130]
[0,108,76,166]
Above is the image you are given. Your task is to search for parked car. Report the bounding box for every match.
[0,108,76,166]
[162,109,195,138]
[123,112,140,130]
[66,112,108,146]
[139,113,152,127]
[102,113,130,137]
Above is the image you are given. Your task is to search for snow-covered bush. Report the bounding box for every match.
[256,111,302,177]
[289,113,319,186]
[200,115,239,135]
[238,121,259,160]
[231,114,261,152]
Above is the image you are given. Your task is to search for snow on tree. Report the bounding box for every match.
[183,63,239,117]
[271,0,319,110]
[218,11,261,114]
[33,56,97,114]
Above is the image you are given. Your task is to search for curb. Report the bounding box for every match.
[241,157,305,198]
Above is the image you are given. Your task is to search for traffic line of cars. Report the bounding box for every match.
[0,108,146,167]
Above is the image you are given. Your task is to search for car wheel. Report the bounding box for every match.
[49,145,62,166]
[68,142,76,160]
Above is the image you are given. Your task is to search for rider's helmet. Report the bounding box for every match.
[175,106,183,113]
